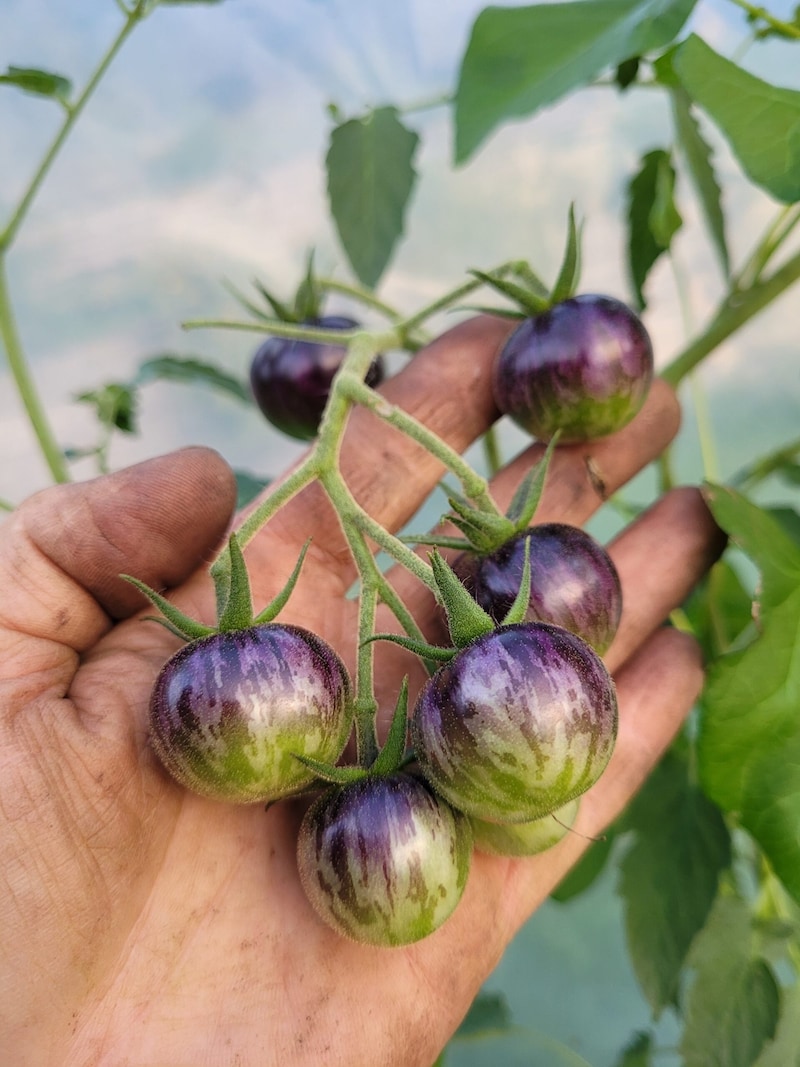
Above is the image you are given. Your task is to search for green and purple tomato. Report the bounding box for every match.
[455,523,622,654]
[410,622,617,824]
[249,314,384,441]
[471,798,579,857]
[149,623,353,803]
[492,294,653,442]
[297,772,473,947]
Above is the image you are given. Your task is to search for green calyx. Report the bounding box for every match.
[468,204,583,318]
[226,249,323,326]
[365,539,534,670]
[121,534,311,642]
[294,677,413,785]
[403,434,559,558]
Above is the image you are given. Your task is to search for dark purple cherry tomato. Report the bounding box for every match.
[492,294,654,442]
[296,772,472,947]
[455,523,622,654]
[249,315,385,440]
[410,622,617,824]
[149,624,352,803]
[470,797,579,857]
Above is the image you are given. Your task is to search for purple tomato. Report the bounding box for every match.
[455,523,622,654]
[249,315,384,440]
[410,622,617,824]
[149,623,352,803]
[471,798,579,857]
[492,294,654,442]
[297,772,473,946]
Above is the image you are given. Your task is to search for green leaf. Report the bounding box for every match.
[627,148,682,310]
[0,66,72,103]
[613,1030,654,1067]
[697,486,800,836]
[681,558,753,661]
[453,0,697,162]
[454,991,513,1039]
[672,35,800,203]
[615,57,641,91]
[680,895,780,1067]
[669,86,730,279]
[753,981,800,1067]
[75,383,138,434]
[135,355,251,403]
[326,107,419,288]
[617,753,731,1015]
[447,1026,592,1066]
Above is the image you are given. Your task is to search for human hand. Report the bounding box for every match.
[0,316,723,1067]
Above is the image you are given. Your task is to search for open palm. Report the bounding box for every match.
[0,317,722,1067]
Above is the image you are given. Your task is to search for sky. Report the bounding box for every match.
[0,0,799,505]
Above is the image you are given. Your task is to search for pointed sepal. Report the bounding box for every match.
[293,250,322,321]
[217,534,255,632]
[120,575,216,641]
[429,549,494,648]
[361,632,456,663]
[369,677,410,776]
[505,433,560,532]
[252,277,296,323]
[469,269,551,317]
[252,539,311,626]
[500,536,532,626]
[550,204,583,304]
[292,754,368,785]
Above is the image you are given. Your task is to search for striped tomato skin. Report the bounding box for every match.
[149,624,352,803]
[456,523,622,654]
[492,294,653,443]
[410,622,617,824]
[471,798,580,857]
[297,773,472,947]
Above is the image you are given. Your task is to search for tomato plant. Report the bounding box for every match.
[2,1,800,1065]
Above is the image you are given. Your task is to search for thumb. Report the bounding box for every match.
[0,447,236,661]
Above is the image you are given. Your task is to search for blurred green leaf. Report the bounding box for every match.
[135,354,251,403]
[669,86,730,279]
[233,470,271,509]
[698,486,800,901]
[681,895,780,1067]
[672,35,800,203]
[613,1030,653,1066]
[447,1026,592,1066]
[618,753,731,1015]
[0,65,72,103]
[454,0,697,162]
[627,148,682,309]
[753,981,800,1067]
[326,107,419,288]
[455,991,513,1038]
[681,558,753,660]
[76,383,137,434]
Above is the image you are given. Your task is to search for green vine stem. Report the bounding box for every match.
[0,256,69,483]
[730,433,800,492]
[661,244,800,387]
[0,1,155,485]
[726,0,800,39]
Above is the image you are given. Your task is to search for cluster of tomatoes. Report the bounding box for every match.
[142,294,654,947]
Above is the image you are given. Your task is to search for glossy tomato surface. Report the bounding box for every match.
[411,622,618,824]
[492,294,653,442]
[297,772,472,946]
[455,523,622,654]
[149,623,352,803]
[250,315,384,440]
